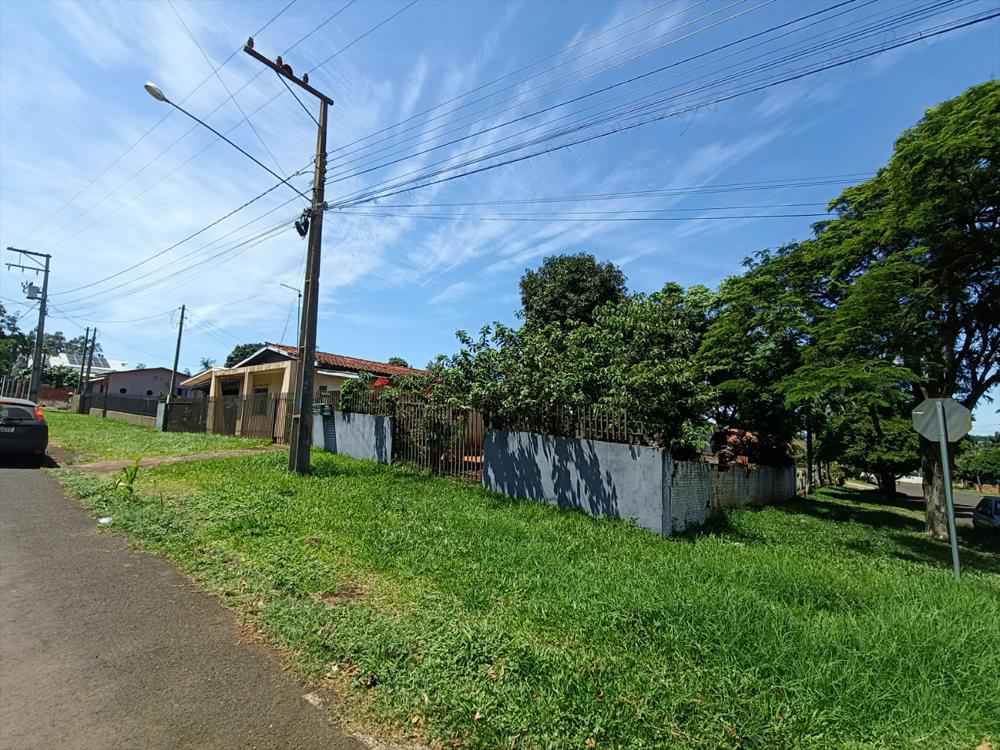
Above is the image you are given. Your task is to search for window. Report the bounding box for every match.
[119,388,127,394]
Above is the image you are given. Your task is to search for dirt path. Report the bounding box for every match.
[0,462,363,750]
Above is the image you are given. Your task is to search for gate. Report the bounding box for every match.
[212,396,241,435]
[392,401,485,479]
[163,399,208,433]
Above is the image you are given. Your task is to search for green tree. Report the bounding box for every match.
[65,334,101,357]
[442,283,715,454]
[519,253,627,328]
[955,441,1000,489]
[42,365,79,388]
[387,356,410,368]
[224,342,264,368]
[781,82,1000,538]
[199,357,216,371]
[1,303,28,374]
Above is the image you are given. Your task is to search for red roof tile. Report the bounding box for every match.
[268,344,427,378]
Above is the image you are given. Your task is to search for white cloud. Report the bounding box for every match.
[429,280,476,305]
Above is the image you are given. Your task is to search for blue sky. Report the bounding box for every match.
[1,0,998,432]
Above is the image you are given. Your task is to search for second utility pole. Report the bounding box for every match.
[243,38,332,474]
[165,304,186,430]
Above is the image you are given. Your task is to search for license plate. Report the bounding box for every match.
[0,426,14,433]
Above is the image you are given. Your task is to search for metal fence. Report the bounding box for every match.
[0,376,30,399]
[163,399,209,434]
[392,401,486,479]
[490,404,662,446]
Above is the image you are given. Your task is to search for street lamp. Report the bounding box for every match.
[143,82,167,102]
[141,81,310,203]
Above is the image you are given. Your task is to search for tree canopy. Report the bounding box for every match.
[225,342,264,368]
[518,252,627,328]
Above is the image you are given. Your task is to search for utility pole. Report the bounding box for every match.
[5,247,51,402]
[83,328,97,414]
[166,305,186,409]
[75,326,90,407]
[243,38,333,474]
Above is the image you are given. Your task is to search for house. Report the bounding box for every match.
[179,343,425,401]
[177,344,425,440]
[85,367,194,400]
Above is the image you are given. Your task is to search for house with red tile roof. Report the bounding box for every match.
[179,343,426,403]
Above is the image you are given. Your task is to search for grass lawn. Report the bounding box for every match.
[46,410,272,463]
[60,452,1000,750]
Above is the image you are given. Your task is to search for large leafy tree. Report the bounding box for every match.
[787,81,999,537]
[519,252,627,328]
[442,283,715,453]
[224,342,264,368]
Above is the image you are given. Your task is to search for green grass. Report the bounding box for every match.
[59,453,1000,750]
[46,410,272,463]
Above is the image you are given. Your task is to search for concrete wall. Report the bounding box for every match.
[88,408,156,428]
[483,430,796,537]
[322,410,392,464]
[712,463,797,510]
[483,430,670,535]
[666,458,713,534]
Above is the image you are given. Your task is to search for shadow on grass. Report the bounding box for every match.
[884,529,1000,574]
[777,493,926,532]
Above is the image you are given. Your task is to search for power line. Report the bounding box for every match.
[331,4,994,210]
[338,209,830,223]
[321,0,764,178]
[29,0,302,243]
[319,0,694,166]
[55,219,296,313]
[42,0,358,246]
[326,0,956,206]
[51,164,310,298]
[167,0,286,175]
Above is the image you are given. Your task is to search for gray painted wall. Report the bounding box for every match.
[483,430,669,535]
[322,410,392,464]
[483,430,796,537]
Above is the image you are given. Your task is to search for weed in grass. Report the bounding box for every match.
[59,453,1000,750]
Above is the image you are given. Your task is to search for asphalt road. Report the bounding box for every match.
[0,461,364,750]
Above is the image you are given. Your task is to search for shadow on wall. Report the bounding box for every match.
[373,415,389,464]
[485,432,620,518]
[543,432,620,518]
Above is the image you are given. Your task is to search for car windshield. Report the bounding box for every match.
[0,405,36,422]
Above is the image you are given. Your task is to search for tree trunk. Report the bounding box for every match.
[876,469,896,499]
[921,438,950,541]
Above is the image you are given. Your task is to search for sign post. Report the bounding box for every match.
[911,397,971,581]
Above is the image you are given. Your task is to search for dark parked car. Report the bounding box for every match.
[0,397,49,461]
[972,496,1000,532]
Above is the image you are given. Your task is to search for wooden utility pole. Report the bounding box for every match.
[165,305,186,430]
[75,326,90,410]
[5,247,51,402]
[83,329,97,415]
[243,38,333,474]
